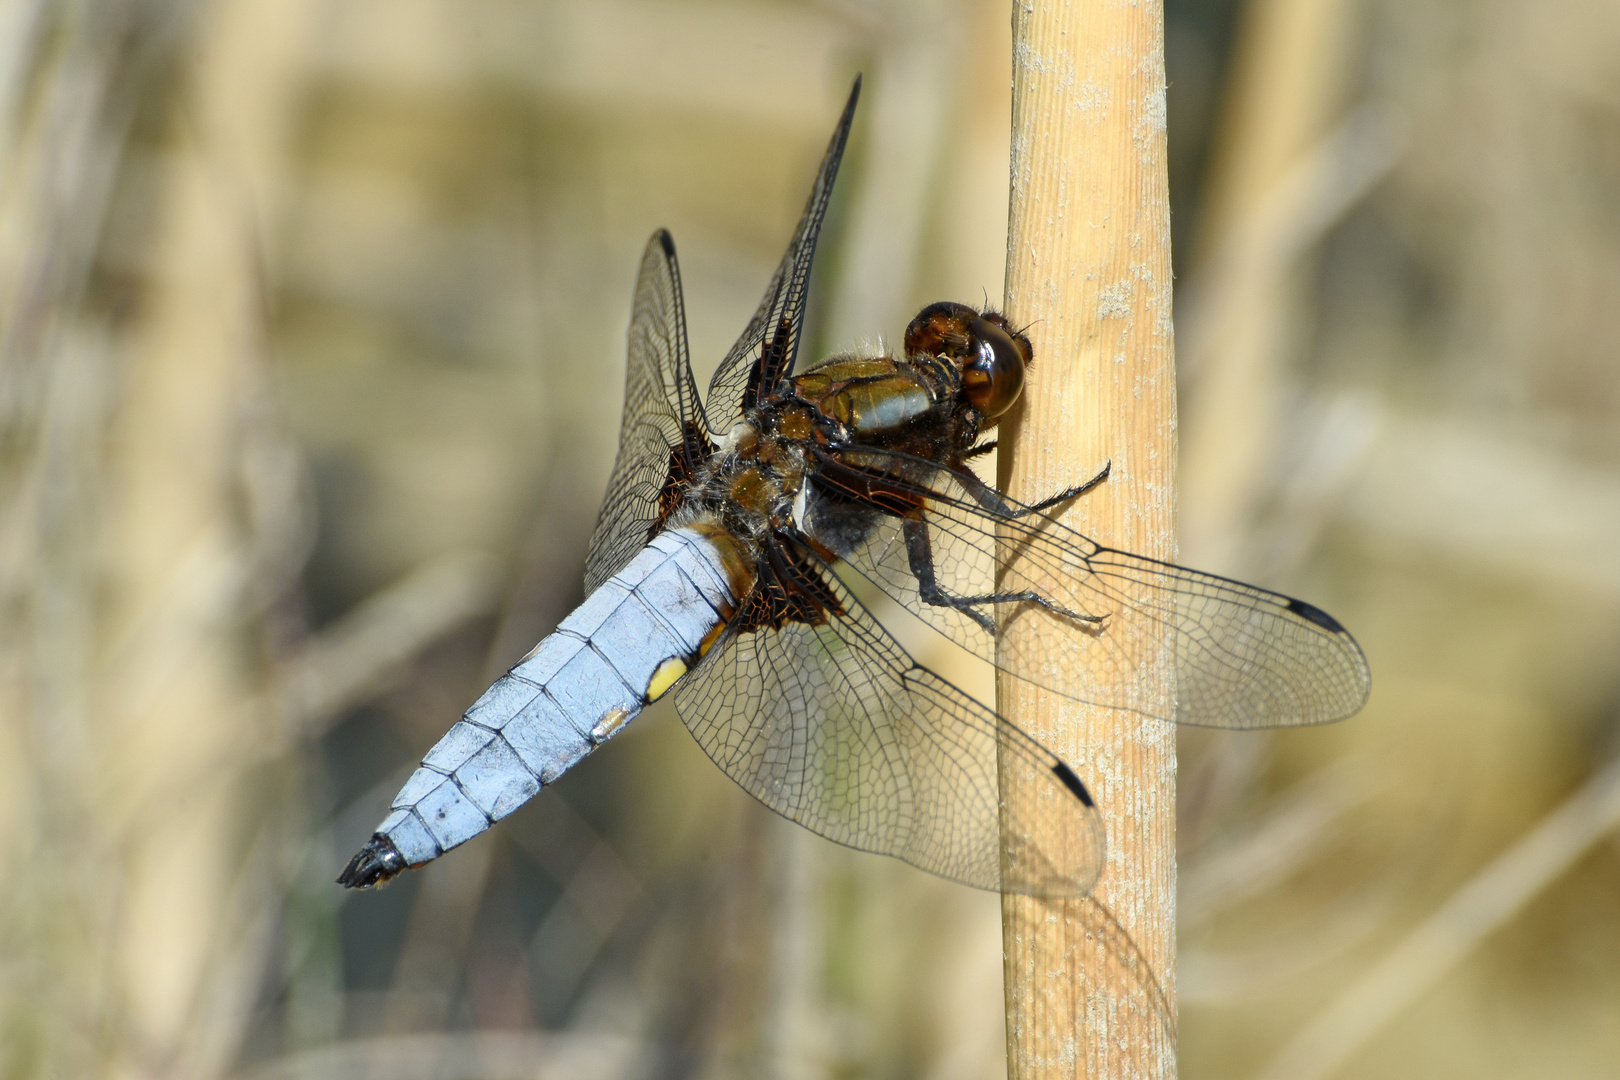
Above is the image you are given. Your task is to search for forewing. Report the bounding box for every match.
[705,77,860,424]
[672,555,1104,897]
[818,450,1371,729]
[584,230,708,595]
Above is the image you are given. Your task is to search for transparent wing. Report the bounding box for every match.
[584,230,709,595]
[813,448,1371,729]
[1005,896,1178,1064]
[705,77,861,425]
[672,552,1104,897]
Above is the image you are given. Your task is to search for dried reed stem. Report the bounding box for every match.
[999,2,1177,1077]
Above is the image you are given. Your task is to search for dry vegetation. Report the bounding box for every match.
[0,0,1616,1078]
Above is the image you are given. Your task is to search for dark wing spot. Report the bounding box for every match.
[657,228,676,258]
[1051,761,1094,807]
[1286,597,1346,633]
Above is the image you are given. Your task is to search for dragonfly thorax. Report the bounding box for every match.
[787,353,955,438]
[685,407,822,544]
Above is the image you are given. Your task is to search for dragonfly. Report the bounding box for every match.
[338,76,1370,898]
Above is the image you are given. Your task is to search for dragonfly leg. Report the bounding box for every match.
[961,439,996,460]
[1026,459,1111,516]
[949,459,1111,520]
[902,518,1104,633]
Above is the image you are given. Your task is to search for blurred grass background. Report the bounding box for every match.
[1,0,1618,1077]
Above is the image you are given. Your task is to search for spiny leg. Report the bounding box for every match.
[902,517,1104,635]
[950,459,1111,519]
[1025,459,1111,515]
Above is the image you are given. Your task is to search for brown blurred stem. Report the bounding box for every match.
[999,2,1178,1077]
[1176,0,1358,571]
[1255,753,1620,1080]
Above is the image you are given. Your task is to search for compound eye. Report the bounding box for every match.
[961,316,1026,419]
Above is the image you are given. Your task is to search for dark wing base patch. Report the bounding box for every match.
[730,533,847,633]
[652,419,716,540]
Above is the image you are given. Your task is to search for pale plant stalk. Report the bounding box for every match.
[999,2,1178,1077]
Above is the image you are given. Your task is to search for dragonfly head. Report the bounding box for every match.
[904,301,1029,422]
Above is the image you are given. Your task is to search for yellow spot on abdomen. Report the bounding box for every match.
[698,621,728,657]
[591,708,633,741]
[646,657,688,701]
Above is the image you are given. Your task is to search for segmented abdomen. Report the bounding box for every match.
[370,526,737,868]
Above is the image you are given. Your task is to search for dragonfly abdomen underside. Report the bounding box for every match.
[337,526,738,888]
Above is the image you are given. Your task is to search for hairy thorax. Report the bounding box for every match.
[674,350,968,570]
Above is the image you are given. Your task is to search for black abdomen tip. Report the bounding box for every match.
[337,834,408,889]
